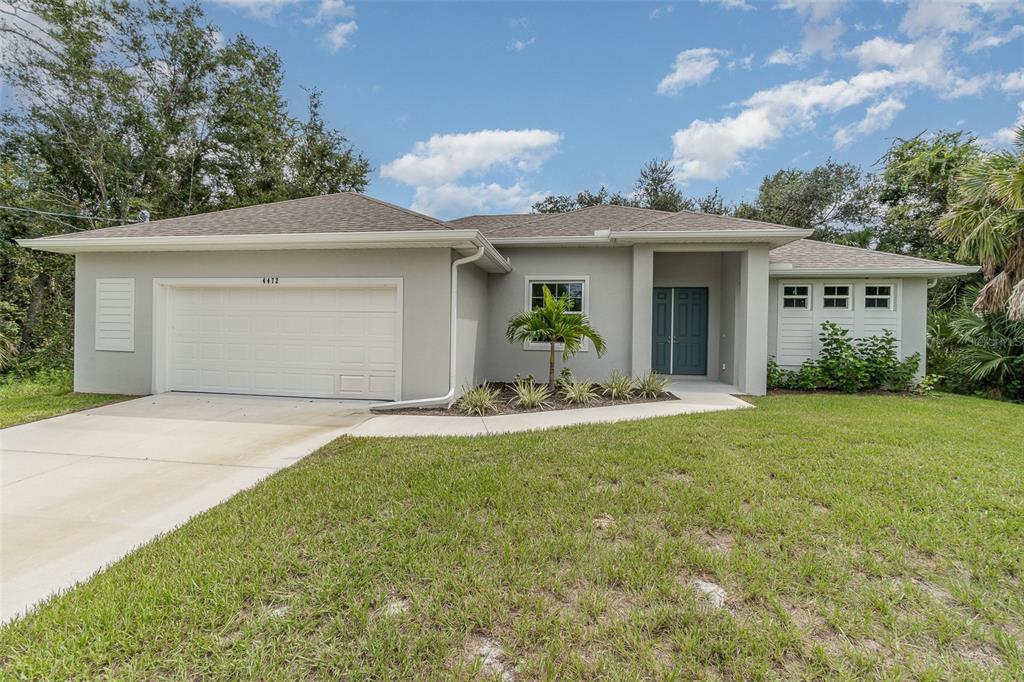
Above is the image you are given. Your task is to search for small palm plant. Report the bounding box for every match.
[506,286,607,390]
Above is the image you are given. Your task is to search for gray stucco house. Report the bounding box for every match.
[19,192,976,403]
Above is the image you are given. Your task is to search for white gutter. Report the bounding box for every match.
[372,246,487,411]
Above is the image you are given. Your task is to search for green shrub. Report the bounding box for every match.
[794,361,825,391]
[561,374,599,405]
[633,371,668,398]
[457,383,500,416]
[509,378,552,409]
[767,357,795,390]
[818,322,869,393]
[601,370,633,400]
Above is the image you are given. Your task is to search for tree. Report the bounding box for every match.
[937,126,1024,320]
[634,158,684,212]
[0,0,370,372]
[733,161,877,242]
[876,131,981,261]
[505,286,607,390]
[532,186,634,213]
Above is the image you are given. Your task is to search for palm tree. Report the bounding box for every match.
[937,124,1024,319]
[505,286,607,390]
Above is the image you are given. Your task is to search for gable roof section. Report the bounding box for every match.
[769,239,978,277]
[36,192,450,240]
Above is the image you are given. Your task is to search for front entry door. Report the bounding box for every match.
[651,287,708,375]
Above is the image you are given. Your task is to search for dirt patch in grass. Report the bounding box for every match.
[375,383,676,416]
[462,634,516,680]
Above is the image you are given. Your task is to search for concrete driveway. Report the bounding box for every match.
[1,393,372,622]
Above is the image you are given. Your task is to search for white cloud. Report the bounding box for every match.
[899,0,976,37]
[307,0,355,24]
[777,0,846,23]
[508,37,536,52]
[801,19,845,57]
[208,0,299,20]
[833,97,905,148]
[323,20,357,52]
[700,0,755,10]
[409,182,548,217]
[383,129,562,186]
[967,24,1024,51]
[657,48,728,94]
[382,129,562,216]
[671,34,976,180]
[728,54,754,70]
[1003,70,1024,92]
[765,48,803,66]
[988,101,1024,146]
[650,5,674,18]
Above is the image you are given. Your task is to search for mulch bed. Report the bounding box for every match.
[375,383,677,416]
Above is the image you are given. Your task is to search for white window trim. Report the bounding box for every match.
[95,278,135,352]
[822,282,853,311]
[863,282,896,311]
[781,282,812,311]
[522,275,591,352]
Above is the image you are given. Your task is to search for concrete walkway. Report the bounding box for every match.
[351,393,751,437]
[1,393,371,623]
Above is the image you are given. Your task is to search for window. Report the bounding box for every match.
[823,284,851,310]
[864,284,893,309]
[782,284,810,309]
[529,280,585,314]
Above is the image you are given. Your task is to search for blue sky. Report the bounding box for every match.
[206,0,1023,218]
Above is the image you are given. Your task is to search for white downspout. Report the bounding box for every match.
[373,246,487,410]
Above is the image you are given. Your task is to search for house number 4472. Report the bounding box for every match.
[262,277,279,284]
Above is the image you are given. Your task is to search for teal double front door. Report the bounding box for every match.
[652,287,708,375]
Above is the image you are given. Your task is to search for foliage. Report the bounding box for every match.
[531,186,634,213]
[732,161,877,243]
[928,289,1024,401]
[559,374,599,405]
[509,378,552,410]
[768,322,921,393]
[633,371,667,398]
[601,370,633,400]
[634,159,685,212]
[456,383,501,416]
[914,374,942,395]
[505,286,607,389]
[0,0,370,375]
[937,125,1024,320]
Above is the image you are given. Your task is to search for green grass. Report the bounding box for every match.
[2,394,1022,680]
[0,371,132,429]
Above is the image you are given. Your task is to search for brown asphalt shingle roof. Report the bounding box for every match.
[769,239,972,272]
[449,204,801,238]
[39,193,452,240]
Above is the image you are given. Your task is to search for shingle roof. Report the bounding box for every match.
[770,239,975,273]
[450,204,803,238]
[39,192,452,240]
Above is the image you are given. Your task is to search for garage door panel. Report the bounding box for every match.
[168,285,399,399]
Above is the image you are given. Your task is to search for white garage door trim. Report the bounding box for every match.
[152,277,403,400]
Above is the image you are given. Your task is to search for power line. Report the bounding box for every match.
[0,205,135,223]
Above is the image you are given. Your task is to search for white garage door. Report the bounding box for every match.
[167,284,400,400]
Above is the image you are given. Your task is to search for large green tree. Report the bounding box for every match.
[0,0,370,372]
[876,131,981,261]
[733,161,877,242]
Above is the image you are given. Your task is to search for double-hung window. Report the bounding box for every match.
[823,284,851,310]
[782,284,810,309]
[864,284,893,310]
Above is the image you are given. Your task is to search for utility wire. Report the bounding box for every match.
[0,205,135,223]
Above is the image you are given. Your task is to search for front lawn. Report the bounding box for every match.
[2,394,1022,679]
[0,371,132,429]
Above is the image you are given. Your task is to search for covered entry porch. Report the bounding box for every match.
[630,244,770,395]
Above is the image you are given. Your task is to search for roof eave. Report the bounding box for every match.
[17,229,512,273]
[610,228,812,247]
[769,265,980,278]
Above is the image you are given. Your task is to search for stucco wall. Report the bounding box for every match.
[719,253,740,385]
[652,252,723,380]
[484,246,633,383]
[73,248,453,399]
[454,260,490,392]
